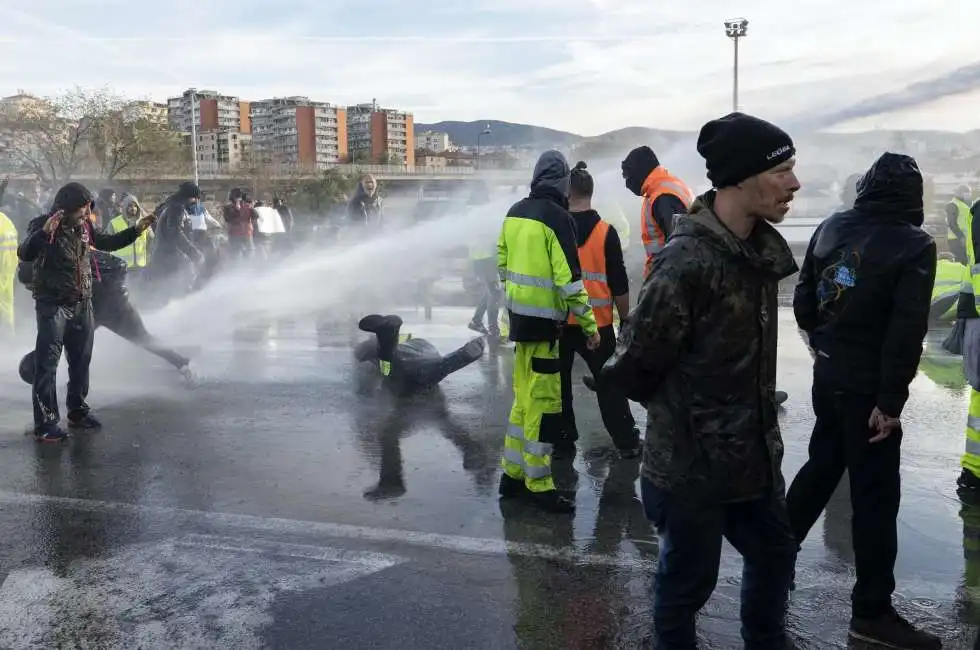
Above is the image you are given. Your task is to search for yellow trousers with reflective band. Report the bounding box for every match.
[502,340,562,493]
[964,389,980,479]
[0,246,15,333]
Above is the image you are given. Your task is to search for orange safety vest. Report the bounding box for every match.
[640,167,693,277]
[568,220,614,328]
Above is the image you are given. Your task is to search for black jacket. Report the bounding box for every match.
[17,214,138,305]
[347,186,382,224]
[603,193,798,503]
[794,153,936,418]
[154,198,199,261]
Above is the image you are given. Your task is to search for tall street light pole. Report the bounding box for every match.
[188,88,200,184]
[724,18,748,112]
[476,123,491,170]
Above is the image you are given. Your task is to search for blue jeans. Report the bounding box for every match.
[641,478,797,650]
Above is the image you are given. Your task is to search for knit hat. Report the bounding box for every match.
[696,112,795,188]
[51,182,93,214]
[176,181,202,200]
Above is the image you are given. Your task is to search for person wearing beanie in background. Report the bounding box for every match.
[498,150,599,514]
[559,161,641,458]
[149,181,205,303]
[790,153,941,649]
[621,145,694,279]
[603,112,800,648]
[17,182,155,442]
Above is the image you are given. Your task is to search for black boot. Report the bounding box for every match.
[849,609,942,649]
[527,490,575,514]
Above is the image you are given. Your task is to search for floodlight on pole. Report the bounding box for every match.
[188,87,200,185]
[476,123,492,170]
[724,18,748,112]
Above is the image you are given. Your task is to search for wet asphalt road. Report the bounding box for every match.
[0,307,977,649]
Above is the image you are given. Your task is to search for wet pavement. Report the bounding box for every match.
[0,307,976,648]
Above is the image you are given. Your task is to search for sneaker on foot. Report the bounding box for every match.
[468,320,489,335]
[34,425,70,443]
[67,414,102,430]
[178,363,199,384]
[849,609,942,649]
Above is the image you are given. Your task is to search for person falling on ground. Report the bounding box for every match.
[558,161,641,459]
[497,150,599,515]
[353,314,485,396]
[17,182,155,442]
[789,152,941,649]
[603,112,801,649]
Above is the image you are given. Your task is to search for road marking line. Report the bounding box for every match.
[0,490,654,569]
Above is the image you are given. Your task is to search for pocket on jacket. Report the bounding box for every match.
[689,405,754,468]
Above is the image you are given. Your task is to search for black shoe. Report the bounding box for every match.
[358,314,403,333]
[775,390,789,406]
[67,414,102,430]
[958,468,980,491]
[527,490,576,514]
[363,483,407,501]
[849,609,942,649]
[498,474,528,498]
[33,425,70,443]
[461,337,486,362]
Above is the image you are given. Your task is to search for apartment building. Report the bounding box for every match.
[196,131,252,172]
[250,96,348,167]
[0,93,46,173]
[416,130,451,153]
[347,100,414,165]
[167,89,251,134]
[123,101,168,126]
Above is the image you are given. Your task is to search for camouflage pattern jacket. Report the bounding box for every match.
[603,192,798,503]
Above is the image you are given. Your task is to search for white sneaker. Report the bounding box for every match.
[178,363,199,385]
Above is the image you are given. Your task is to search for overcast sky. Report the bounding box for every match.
[1,0,978,136]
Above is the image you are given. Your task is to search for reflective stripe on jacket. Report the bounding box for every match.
[568,220,614,328]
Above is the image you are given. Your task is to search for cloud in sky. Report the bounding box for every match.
[1,0,978,135]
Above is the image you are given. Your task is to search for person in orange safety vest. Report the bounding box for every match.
[621,145,694,278]
[559,161,642,458]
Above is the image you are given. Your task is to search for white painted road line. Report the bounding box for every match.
[0,490,655,570]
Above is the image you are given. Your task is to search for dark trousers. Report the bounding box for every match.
[376,321,480,395]
[471,258,500,332]
[33,299,95,427]
[642,479,797,649]
[96,295,189,369]
[559,324,638,449]
[228,236,253,259]
[786,374,901,618]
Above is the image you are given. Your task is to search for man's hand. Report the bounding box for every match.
[586,331,601,350]
[868,406,901,443]
[42,211,63,234]
[135,213,156,233]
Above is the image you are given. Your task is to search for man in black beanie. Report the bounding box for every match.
[147,181,204,304]
[621,145,694,278]
[790,153,941,648]
[603,112,800,648]
[17,182,155,442]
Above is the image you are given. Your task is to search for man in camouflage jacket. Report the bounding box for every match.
[603,112,800,649]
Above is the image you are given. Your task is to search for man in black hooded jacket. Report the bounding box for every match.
[17,182,154,441]
[147,182,204,301]
[789,153,941,649]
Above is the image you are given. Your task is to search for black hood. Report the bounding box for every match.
[852,152,924,227]
[621,146,660,196]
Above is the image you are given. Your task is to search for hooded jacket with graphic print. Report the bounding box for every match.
[603,192,798,503]
[794,152,937,418]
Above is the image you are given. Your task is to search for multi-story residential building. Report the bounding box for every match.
[167,89,251,134]
[196,131,252,172]
[123,100,168,126]
[0,93,47,174]
[416,130,451,153]
[347,100,414,165]
[250,96,348,167]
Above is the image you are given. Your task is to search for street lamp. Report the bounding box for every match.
[476,123,491,170]
[188,87,200,184]
[724,18,748,112]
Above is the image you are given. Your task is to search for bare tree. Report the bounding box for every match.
[0,87,185,186]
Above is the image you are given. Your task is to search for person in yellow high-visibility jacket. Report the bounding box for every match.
[0,208,17,334]
[497,150,599,514]
[108,195,152,274]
